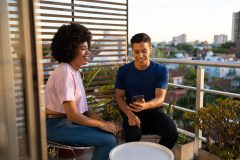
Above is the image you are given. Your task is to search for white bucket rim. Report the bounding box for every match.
[109,142,174,160]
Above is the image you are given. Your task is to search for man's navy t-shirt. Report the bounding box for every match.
[115,61,169,105]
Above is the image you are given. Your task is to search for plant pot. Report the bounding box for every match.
[172,141,194,160]
[198,149,220,160]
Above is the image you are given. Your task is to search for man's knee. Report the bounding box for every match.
[158,130,178,149]
[170,129,178,144]
[124,126,142,142]
[167,122,178,143]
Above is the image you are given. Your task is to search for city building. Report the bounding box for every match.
[169,70,186,85]
[193,41,212,51]
[206,79,234,91]
[196,49,210,59]
[232,11,240,43]
[236,60,240,76]
[213,34,228,46]
[172,34,186,45]
[236,38,240,58]
[204,51,236,78]
[165,53,192,70]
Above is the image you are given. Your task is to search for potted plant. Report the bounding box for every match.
[185,98,240,160]
[164,98,195,160]
[82,66,122,124]
[172,133,195,160]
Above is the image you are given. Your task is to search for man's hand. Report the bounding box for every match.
[127,113,141,128]
[115,89,141,128]
[128,98,148,112]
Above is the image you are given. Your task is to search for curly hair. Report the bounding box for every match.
[51,23,92,63]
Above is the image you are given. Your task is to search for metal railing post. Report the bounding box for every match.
[194,66,204,157]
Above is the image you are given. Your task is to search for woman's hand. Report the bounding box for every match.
[99,121,120,136]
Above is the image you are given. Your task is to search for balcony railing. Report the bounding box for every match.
[129,56,240,156]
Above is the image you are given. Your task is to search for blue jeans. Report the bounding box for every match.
[46,117,117,160]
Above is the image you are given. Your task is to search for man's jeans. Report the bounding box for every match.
[46,117,116,160]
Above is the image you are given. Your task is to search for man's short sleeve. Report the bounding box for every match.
[115,66,126,90]
[55,68,75,104]
[155,65,169,89]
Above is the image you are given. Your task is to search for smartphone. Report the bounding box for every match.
[131,95,144,104]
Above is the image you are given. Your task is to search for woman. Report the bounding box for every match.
[44,23,119,160]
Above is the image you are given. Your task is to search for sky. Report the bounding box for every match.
[128,0,240,43]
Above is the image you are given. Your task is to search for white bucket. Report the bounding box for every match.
[109,142,174,160]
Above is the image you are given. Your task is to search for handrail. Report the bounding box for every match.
[168,83,196,90]
[128,56,240,68]
[163,103,195,113]
[203,88,240,98]
[152,57,240,68]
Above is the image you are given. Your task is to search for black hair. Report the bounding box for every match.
[130,33,151,47]
[51,23,92,63]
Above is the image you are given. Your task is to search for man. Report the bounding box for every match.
[115,33,178,149]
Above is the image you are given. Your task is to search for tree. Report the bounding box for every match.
[185,98,240,159]
[212,41,236,54]
[183,66,197,86]
[176,43,195,55]
[212,48,227,53]
[220,41,236,49]
[152,48,164,58]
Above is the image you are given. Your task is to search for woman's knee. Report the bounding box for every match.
[103,133,117,147]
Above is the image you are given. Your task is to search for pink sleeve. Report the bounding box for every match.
[55,68,75,104]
